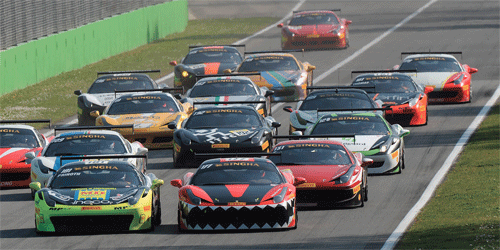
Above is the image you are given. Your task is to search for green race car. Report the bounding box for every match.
[30,156,164,234]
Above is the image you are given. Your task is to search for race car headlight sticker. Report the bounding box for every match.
[36,159,52,174]
[452,74,464,85]
[42,191,56,207]
[408,96,419,107]
[334,165,355,184]
[128,188,146,206]
[370,135,389,152]
[273,187,288,204]
[186,189,201,205]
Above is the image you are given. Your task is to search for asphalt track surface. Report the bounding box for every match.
[1,1,499,249]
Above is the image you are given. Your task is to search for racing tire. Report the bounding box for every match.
[359,191,364,207]
[466,87,472,103]
[364,185,368,202]
[31,188,36,199]
[424,106,428,126]
[177,211,185,232]
[401,150,406,170]
[153,193,162,226]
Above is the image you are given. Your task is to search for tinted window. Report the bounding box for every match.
[50,165,141,189]
[44,134,127,156]
[0,128,39,148]
[300,92,374,110]
[269,144,352,165]
[238,56,299,72]
[184,49,242,64]
[289,13,339,26]
[191,160,283,185]
[352,76,417,93]
[107,95,179,115]
[399,57,461,72]
[189,80,257,97]
[311,116,390,136]
[186,109,262,129]
[88,75,154,94]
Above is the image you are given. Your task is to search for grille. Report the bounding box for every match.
[428,91,459,99]
[183,201,294,230]
[385,114,415,125]
[152,136,173,143]
[368,161,384,168]
[291,41,307,46]
[0,172,31,182]
[321,40,338,45]
[297,189,354,203]
[50,215,134,233]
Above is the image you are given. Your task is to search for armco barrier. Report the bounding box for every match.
[0,0,187,96]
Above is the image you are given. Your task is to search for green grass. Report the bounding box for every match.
[0,17,280,125]
[397,104,500,249]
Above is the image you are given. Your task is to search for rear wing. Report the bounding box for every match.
[400,51,462,60]
[189,44,245,49]
[113,87,184,98]
[293,9,341,14]
[60,154,147,166]
[351,69,418,78]
[97,70,160,75]
[53,125,134,136]
[0,119,51,128]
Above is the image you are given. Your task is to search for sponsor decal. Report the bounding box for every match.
[0,129,21,133]
[1,181,13,186]
[58,172,81,177]
[75,189,110,201]
[104,76,137,81]
[73,200,113,205]
[49,207,64,211]
[366,76,399,80]
[353,184,361,194]
[220,158,254,162]
[200,164,213,170]
[35,207,41,215]
[286,143,330,149]
[414,57,445,61]
[211,144,230,149]
[391,150,399,160]
[307,34,320,38]
[48,191,72,201]
[297,183,316,188]
[230,129,253,136]
[125,96,161,101]
[114,206,128,210]
[228,202,246,206]
[73,165,119,171]
[216,162,260,167]
[143,205,151,211]
[319,116,370,123]
[81,206,102,210]
[261,141,269,150]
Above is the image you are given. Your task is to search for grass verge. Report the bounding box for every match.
[397,104,500,249]
[0,17,280,125]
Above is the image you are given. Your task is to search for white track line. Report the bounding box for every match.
[382,83,500,250]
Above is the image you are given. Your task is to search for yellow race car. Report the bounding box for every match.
[94,90,193,149]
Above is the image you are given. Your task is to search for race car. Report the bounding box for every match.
[351,70,434,126]
[278,9,352,50]
[184,74,274,116]
[94,89,193,149]
[169,45,245,92]
[30,156,164,234]
[26,126,148,197]
[226,50,316,102]
[283,87,384,134]
[297,112,410,174]
[0,120,53,188]
[393,52,478,103]
[269,137,373,207]
[74,70,166,126]
[170,157,305,230]
[170,106,281,167]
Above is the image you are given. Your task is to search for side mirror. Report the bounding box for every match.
[169,61,178,66]
[293,177,307,186]
[292,131,303,136]
[345,20,352,25]
[361,158,374,168]
[271,122,281,128]
[393,65,400,70]
[400,129,410,137]
[90,110,100,118]
[467,66,478,74]
[25,151,36,159]
[277,23,284,28]
[137,147,148,155]
[152,179,164,189]
[29,182,42,191]
[223,69,232,74]
[170,179,183,188]
[424,86,434,94]
[265,90,274,97]
[168,123,177,130]
[174,93,182,100]
[74,90,82,96]
[307,65,316,72]
[283,106,293,113]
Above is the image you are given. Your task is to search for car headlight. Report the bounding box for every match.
[453,74,464,85]
[370,135,390,152]
[408,96,419,107]
[272,187,288,203]
[182,71,189,78]
[334,165,355,184]
[380,145,388,153]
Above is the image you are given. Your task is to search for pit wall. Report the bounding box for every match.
[0,0,187,95]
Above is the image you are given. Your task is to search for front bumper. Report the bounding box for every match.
[427,84,470,103]
[178,199,296,230]
[0,165,31,188]
[364,150,401,174]
[282,34,347,50]
[385,103,426,126]
[296,184,363,207]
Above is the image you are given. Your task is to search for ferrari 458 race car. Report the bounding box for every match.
[269,137,373,207]
[169,45,245,92]
[94,89,193,149]
[74,70,166,126]
[171,157,306,230]
[393,52,478,103]
[227,50,316,102]
[283,87,384,134]
[170,106,281,167]
[278,9,352,50]
[26,126,148,196]
[184,74,274,116]
[351,70,434,126]
[297,112,410,174]
[0,120,52,188]
[30,156,164,234]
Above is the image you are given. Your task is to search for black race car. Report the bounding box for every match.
[74,70,166,126]
[170,106,280,167]
[169,45,245,93]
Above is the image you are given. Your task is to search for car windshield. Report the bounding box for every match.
[238,56,300,72]
[44,134,127,156]
[269,144,352,165]
[183,49,242,64]
[311,115,390,136]
[88,75,154,94]
[50,166,141,189]
[186,109,262,129]
[299,92,374,110]
[289,13,339,26]
[0,129,39,148]
[107,95,179,115]
[352,77,417,93]
[399,57,461,72]
[189,80,257,97]
[191,161,283,185]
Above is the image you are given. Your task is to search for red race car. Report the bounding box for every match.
[351,70,434,126]
[269,136,373,207]
[278,9,352,50]
[393,52,478,103]
[0,120,52,188]
[171,156,305,230]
